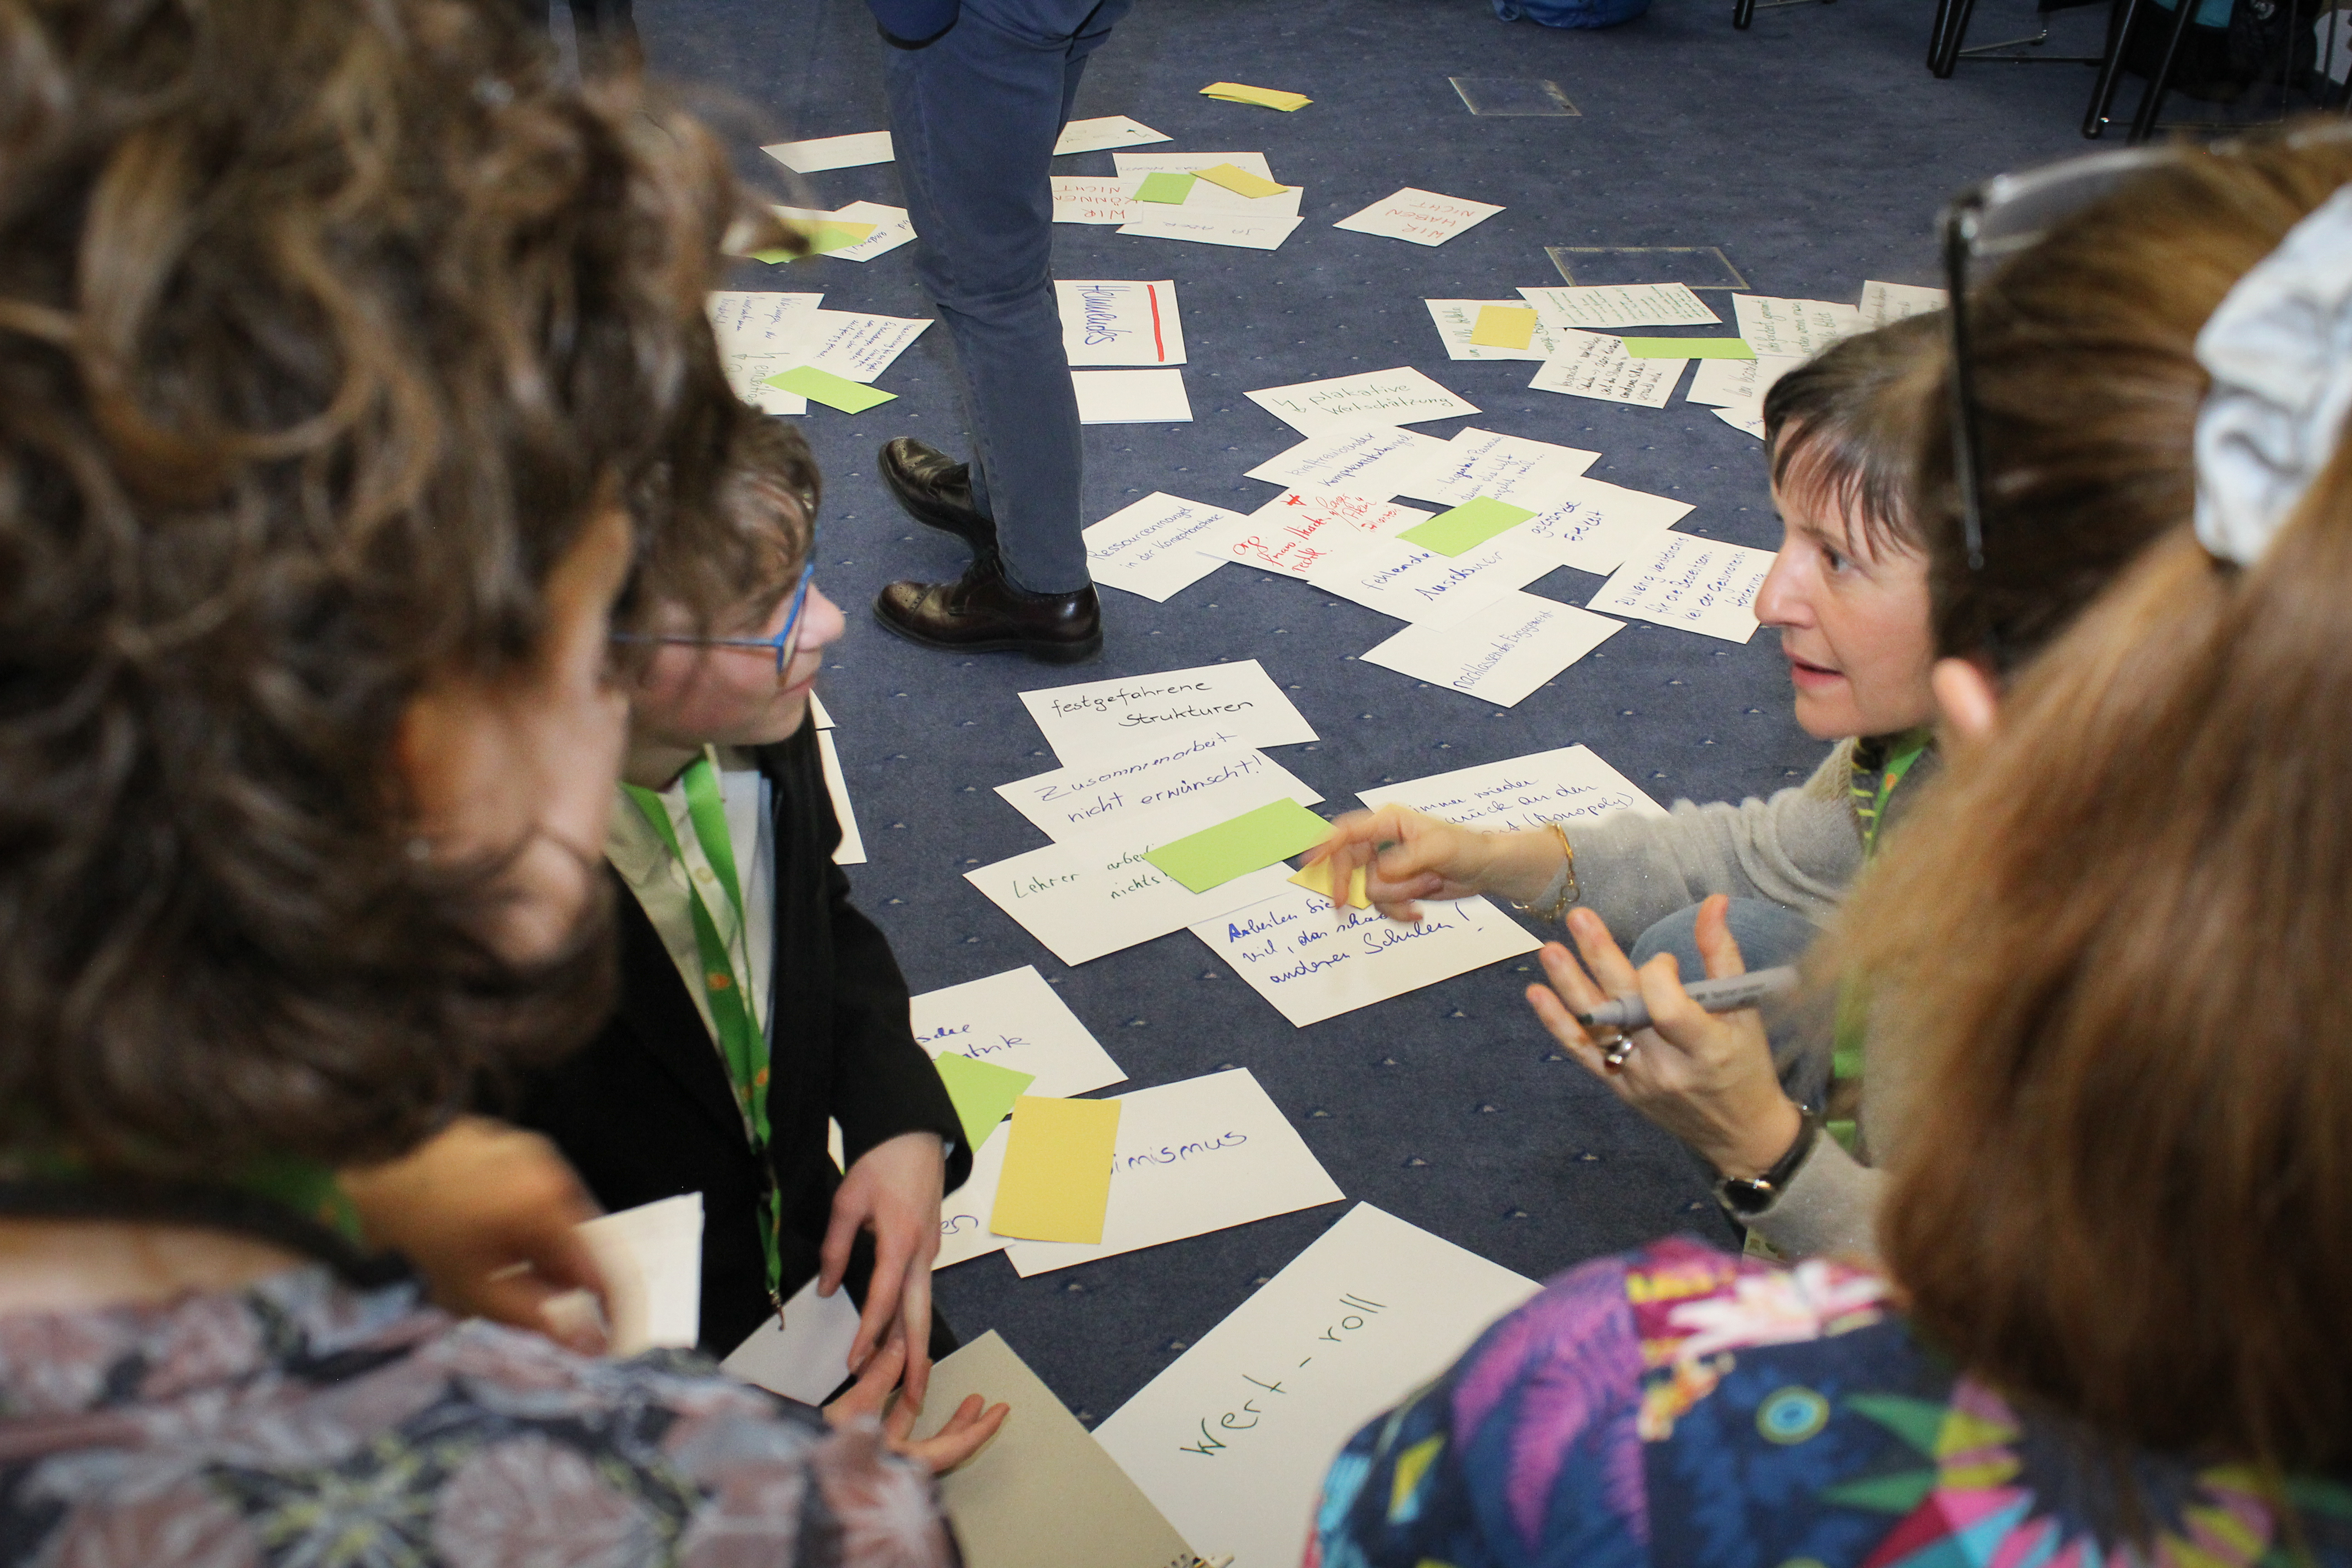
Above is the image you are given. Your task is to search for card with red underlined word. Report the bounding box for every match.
[1056,280,1186,367]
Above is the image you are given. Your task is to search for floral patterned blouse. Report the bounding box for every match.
[0,1264,957,1567]
[1310,1236,2352,1568]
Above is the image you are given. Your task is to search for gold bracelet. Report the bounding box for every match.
[1511,822,1576,926]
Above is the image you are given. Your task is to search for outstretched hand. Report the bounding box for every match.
[1305,804,1507,921]
[826,1334,1009,1474]
[1524,896,1802,1180]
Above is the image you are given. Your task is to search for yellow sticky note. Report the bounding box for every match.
[990,1096,1121,1245]
[1194,162,1290,200]
[1201,81,1313,112]
[1470,306,1539,350]
[1289,857,1371,909]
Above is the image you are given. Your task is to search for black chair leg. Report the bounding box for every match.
[2127,0,2200,142]
[1926,0,1960,68]
[1931,0,1982,76]
[2082,0,2144,135]
[1735,0,1757,31]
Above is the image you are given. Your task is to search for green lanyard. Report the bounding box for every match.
[623,755,784,1308]
[1828,730,1934,1152]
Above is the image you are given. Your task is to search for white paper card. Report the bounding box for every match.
[1731,294,1866,358]
[995,731,1321,845]
[1359,590,1623,708]
[1112,151,1275,180]
[1518,283,1720,331]
[1074,368,1193,424]
[1059,280,1186,366]
[1004,1068,1344,1275]
[1513,475,1693,574]
[796,310,931,383]
[762,130,894,173]
[1095,1203,1539,1568]
[1246,427,1450,498]
[1244,367,1478,437]
[1687,352,1807,408]
[1859,279,1949,328]
[575,1193,702,1355]
[1020,659,1317,764]
[1299,530,1558,623]
[1714,402,1768,440]
[1423,298,1567,362]
[1083,493,1250,603]
[719,1273,862,1405]
[1331,187,1504,247]
[966,832,1298,969]
[1196,887,1540,1028]
[1399,426,1600,510]
[709,291,824,355]
[816,729,866,867]
[937,1130,1012,1269]
[1214,491,1431,579]
[1529,328,1685,408]
[913,1331,1197,1568]
[1054,114,1171,155]
[1117,209,1302,251]
[772,201,916,264]
[722,355,808,415]
[1051,176,1138,226]
[1589,531,1777,642]
[911,965,1126,1099]
[1356,743,1668,833]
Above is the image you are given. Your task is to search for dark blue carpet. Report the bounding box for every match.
[623,0,2108,1425]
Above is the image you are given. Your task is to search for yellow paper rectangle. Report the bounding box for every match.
[1194,162,1289,200]
[1470,305,1539,350]
[990,1096,1121,1245]
[1289,857,1370,909]
[1201,81,1313,111]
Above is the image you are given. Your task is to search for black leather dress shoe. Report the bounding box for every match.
[878,438,995,552]
[872,559,1102,663]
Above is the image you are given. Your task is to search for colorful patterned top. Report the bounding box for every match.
[1310,1236,2352,1568]
[0,1264,958,1568]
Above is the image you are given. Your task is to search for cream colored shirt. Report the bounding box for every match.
[604,745,778,1062]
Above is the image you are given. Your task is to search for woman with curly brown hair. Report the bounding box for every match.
[0,0,987,1558]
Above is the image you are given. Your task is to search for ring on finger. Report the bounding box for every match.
[1600,1033,1636,1069]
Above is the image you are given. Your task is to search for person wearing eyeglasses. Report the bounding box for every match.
[1313,162,2352,1568]
[1510,127,2352,1270]
[506,413,975,1414]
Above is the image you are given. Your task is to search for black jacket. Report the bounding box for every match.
[511,720,968,1355]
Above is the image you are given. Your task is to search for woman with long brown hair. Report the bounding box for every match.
[1309,152,2352,1567]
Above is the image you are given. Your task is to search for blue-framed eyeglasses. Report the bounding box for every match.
[613,559,818,676]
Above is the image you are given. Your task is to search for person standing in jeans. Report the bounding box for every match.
[866,0,1133,664]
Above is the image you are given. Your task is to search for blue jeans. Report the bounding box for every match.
[885,0,1134,595]
[1628,897,1831,1112]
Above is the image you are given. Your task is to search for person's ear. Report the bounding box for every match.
[1931,656,2001,743]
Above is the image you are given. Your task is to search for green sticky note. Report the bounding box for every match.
[764,366,897,413]
[1397,495,1538,557]
[804,220,878,254]
[1619,337,1756,359]
[1144,798,1330,894]
[1136,171,1196,205]
[932,1052,1035,1155]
